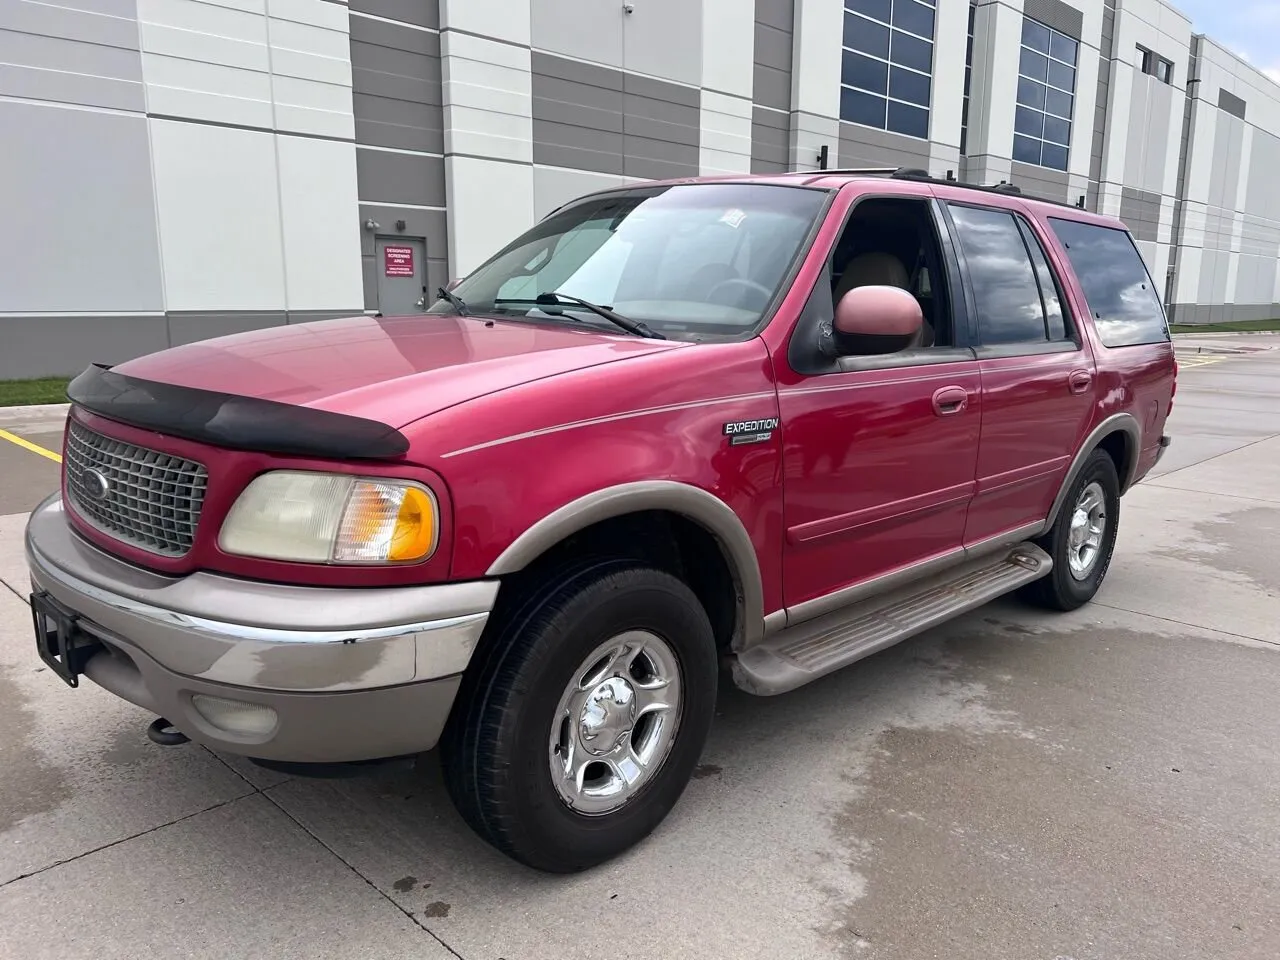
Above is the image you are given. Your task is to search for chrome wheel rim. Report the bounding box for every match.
[548,631,683,816]
[1067,481,1107,580]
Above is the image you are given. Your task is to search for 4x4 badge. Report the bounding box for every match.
[722,418,779,446]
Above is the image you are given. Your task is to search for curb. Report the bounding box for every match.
[0,403,70,426]
[1172,330,1279,338]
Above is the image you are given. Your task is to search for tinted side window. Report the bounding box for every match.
[1049,218,1169,347]
[1017,219,1069,340]
[950,205,1047,344]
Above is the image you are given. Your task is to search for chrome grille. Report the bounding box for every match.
[64,421,209,557]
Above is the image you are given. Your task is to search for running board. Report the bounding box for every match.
[731,544,1052,696]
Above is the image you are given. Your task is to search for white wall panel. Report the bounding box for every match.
[791,0,840,119]
[277,136,363,310]
[440,0,531,47]
[267,0,353,137]
[447,156,534,276]
[699,89,752,175]
[150,118,286,310]
[441,30,532,163]
[930,0,969,149]
[701,0,753,97]
[532,165,624,220]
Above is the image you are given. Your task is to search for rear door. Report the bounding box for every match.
[943,203,1096,546]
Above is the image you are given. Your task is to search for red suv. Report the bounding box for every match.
[26,168,1174,872]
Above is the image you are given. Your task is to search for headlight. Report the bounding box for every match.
[218,472,438,564]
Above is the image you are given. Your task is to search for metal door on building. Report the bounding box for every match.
[375,237,427,315]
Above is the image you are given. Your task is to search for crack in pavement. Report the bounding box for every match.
[205,752,468,960]
[0,794,250,891]
[1093,600,1280,650]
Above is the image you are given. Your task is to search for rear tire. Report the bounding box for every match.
[440,563,717,873]
[1022,449,1120,612]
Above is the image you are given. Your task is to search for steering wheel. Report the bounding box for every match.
[706,277,773,310]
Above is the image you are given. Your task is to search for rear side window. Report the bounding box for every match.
[949,204,1069,345]
[1048,218,1169,347]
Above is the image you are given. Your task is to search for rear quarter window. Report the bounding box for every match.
[1048,218,1170,347]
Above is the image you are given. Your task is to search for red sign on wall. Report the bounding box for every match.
[384,245,415,277]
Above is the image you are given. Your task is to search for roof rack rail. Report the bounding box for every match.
[777,164,1093,211]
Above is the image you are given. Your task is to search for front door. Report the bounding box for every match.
[376,237,427,315]
[778,194,981,617]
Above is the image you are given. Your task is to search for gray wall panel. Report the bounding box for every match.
[752,106,790,172]
[350,14,443,155]
[624,72,700,108]
[1023,0,1083,39]
[839,122,932,168]
[1,102,162,313]
[752,62,792,112]
[349,0,439,30]
[753,19,792,71]
[532,74,627,122]
[751,0,794,163]
[1218,88,1247,120]
[754,0,794,33]
[622,138,700,180]
[531,54,698,178]
[532,51,622,90]
[349,15,440,55]
[0,316,168,379]
[168,312,287,347]
[356,148,446,206]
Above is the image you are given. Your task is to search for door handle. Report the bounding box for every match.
[1069,369,1093,394]
[932,386,970,417]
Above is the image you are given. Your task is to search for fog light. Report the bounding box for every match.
[190,694,278,737]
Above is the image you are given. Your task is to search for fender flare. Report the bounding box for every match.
[485,481,766,649]
[1043,413,1142,531]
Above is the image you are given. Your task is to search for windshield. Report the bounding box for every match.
[432,183,829,340]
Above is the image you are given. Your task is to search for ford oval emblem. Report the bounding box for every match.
[82,468,111,500]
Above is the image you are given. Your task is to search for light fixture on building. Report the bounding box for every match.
[395,219,407,232]
[364,218,381,231]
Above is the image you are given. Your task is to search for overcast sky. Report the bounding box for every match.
[1171,0,1280,81]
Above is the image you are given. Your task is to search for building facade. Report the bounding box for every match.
[2,0,1278,378]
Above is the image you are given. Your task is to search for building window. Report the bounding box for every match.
[1138,47,1174,84]
[960,2,975,154]
[840,0,937,140]
[1014,17,1077,171]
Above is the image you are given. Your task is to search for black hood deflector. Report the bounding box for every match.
[67,364,410,461]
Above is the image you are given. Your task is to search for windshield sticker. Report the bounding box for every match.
[719,208,747,229]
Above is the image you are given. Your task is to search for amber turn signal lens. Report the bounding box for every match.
[388,485,436,562]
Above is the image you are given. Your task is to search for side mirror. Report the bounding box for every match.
[832,286,923,356]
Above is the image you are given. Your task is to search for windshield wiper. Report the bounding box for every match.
[436,286,469,315]
[494,293,664,339]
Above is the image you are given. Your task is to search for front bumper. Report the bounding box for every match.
[25,494,498,762]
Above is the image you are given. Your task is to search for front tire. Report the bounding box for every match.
[440,564,717,872]
[1023,449,1121,611]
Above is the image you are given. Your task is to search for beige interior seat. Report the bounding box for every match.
[833,251,934,348]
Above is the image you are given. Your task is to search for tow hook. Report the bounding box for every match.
[146,716,190,746]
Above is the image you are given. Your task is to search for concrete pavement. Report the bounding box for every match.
[0,337,1277,959]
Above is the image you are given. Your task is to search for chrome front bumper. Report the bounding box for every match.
[25,495,497,762]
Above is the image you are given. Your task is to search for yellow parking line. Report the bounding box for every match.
[0,428,62,464]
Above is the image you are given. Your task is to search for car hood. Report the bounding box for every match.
[114,313,684,428]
